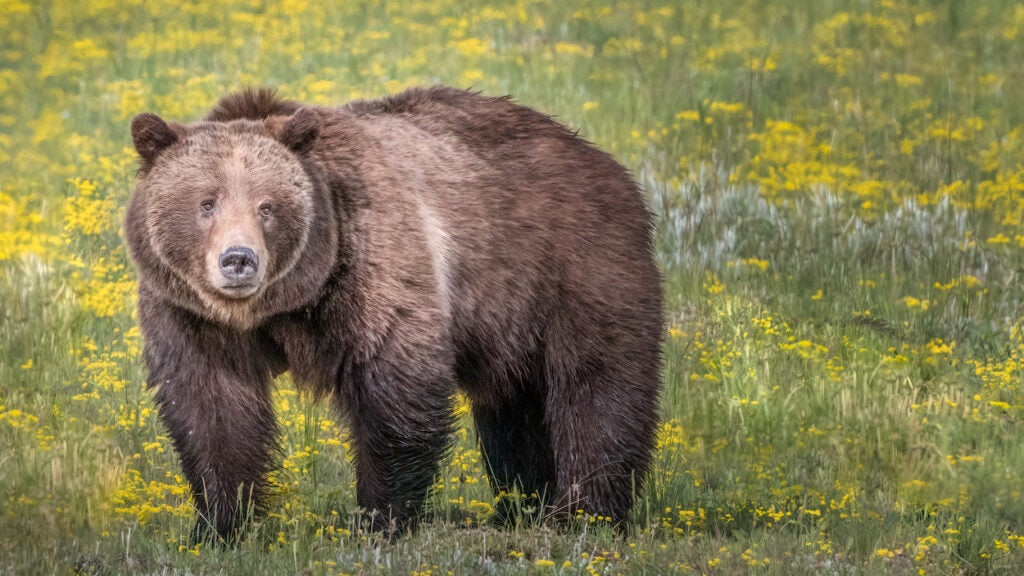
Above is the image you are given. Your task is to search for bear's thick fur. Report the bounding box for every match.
[126,86,663,540]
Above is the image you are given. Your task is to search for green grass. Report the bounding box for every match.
[5,0,1024,573]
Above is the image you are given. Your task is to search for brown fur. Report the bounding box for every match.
[125,86,663,541]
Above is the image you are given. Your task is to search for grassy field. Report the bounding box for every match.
[4,0,1024,573]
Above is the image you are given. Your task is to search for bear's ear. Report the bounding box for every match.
[278,108,321,155]
[131,113,180,164]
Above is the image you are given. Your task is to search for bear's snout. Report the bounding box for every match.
[219,246,259,282]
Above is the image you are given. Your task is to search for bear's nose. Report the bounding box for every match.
[219,246,259,281]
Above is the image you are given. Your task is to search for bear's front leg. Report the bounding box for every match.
[138,290,279,543]
[343,350,455,536]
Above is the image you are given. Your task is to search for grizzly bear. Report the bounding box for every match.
[125,86,663,541]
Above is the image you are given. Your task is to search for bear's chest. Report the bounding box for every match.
[266,313,346,395]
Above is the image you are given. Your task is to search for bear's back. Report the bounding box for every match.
[344,85,656,287]
[344,86,579,151]
[339,88,660,386]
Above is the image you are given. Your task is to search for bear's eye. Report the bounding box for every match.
[259,203,273,217]
[200,199,216,214]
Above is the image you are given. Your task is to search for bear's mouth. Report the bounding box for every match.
[216,282,262,299]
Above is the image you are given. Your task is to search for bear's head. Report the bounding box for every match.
[126,108,337,329]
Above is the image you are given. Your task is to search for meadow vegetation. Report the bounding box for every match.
[3,0,1024,573]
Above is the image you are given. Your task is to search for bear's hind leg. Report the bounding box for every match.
[471,385,556,525]
[544,332,662,525]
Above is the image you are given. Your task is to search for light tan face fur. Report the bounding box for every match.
[142,128,315,326]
